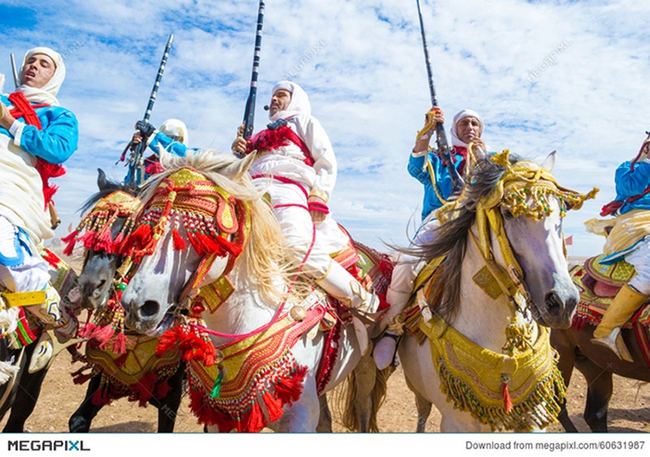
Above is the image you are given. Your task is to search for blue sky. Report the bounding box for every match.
[1,0,649,257]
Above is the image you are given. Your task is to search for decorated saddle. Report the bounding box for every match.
[158,238,393,433]
[570,255,650,365]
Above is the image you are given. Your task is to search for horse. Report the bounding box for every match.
[60,169,185,433]
[551,256,650,432]
[396,150,598,432]
[118,150,390,432]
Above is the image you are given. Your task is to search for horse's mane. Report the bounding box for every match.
[141,149,293,304]
[403,154,520,324]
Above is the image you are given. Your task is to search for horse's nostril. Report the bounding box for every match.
[141,300,160,318]
[545,292,562,313]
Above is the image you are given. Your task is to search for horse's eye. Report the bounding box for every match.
[502,209,515,220]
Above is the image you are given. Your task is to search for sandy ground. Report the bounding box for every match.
[2,346,648,433]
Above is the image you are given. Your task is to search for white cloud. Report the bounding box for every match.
[1,0,649,256]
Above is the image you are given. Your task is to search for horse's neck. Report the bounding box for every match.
[200,255,285,344]
[456,226,539,352]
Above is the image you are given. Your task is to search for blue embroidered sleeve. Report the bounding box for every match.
[148,131,189,157]
[18,107,78,164]
[408,152,434,186]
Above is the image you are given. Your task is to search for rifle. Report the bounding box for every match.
[416,0,464,196]
[126,34,174,189]
[241,0,266,142]
[10,53,19,88]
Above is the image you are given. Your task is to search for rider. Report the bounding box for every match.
[0,47,79,370]
[231,81,379,355]
[590,133,650,362]
[125,118,193,184]
[373,108,489,369]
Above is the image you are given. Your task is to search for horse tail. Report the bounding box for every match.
[338,358,393,432]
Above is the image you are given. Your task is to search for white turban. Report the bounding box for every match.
[450,109,483,148]
[0,73,5,93]
[269,80,311,121]
[159,119,189,146]
[18,47,66,106]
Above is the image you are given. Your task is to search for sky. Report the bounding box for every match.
[1,0,649,258]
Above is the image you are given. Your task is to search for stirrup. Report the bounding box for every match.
[591,327,633,362]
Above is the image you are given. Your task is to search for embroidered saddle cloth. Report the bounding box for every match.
[570,259,650,366]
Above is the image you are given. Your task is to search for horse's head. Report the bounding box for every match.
[119,152,267,336]
[424,150,598,329]
[62,169,141,311]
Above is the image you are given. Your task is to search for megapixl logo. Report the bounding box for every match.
[8,440,91,451]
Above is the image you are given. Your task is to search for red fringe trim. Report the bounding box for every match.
[273,365,308,407]
[502,382,513,413]
[172,227,187,251]
[157,325,216,367]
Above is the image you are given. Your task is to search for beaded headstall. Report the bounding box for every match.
[61,191,142,256]
[119,167,252,289]
[440,150,598,354]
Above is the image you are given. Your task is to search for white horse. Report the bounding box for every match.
[118,151,384,432]
[398,151,598,432]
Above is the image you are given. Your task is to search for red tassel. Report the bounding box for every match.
[130,223,154,250]
[109,332,127,355]
[273,365,308,407]
[243,401,266,433]
[502,381,513,413]
[186,232,206,256]
[262,390,284,423]
[61,230,79,256]
[94,227,115,254]
[93,325,116,347]
[172,227,187,251]
[78,322,97,339]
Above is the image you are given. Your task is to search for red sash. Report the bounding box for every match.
[247,124,314,166]
[7,91,65,208]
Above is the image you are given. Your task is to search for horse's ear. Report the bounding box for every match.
[222,153,255,181]
[541,150,557,171]
[97,168,108,190]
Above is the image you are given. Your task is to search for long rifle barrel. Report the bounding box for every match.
[127,34,174,189]
[416,0,464,196]
[143,34,174,122]
[10,53,19,88]
[242,0,265,140]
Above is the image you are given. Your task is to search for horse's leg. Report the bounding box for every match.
[575,355,612,432]
[151,364,185,433]
[414,390,432,433]
[316,394,332,432]
[2,350,48,432]
[273,378,321,432]
[550,329,579,433]
[404,373,433,432]
[350,352,377,432]
[68,376,105,432]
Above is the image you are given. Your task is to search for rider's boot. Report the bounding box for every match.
[316,260,380,356]
[591,283,645,362]
[26,284,78,373]
[373,288,410,370]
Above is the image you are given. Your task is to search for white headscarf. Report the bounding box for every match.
[0,73,5,94]
[450,109,483,148]
[18,47,65,106]
[160,119,189,146]
[269,80,311,121]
